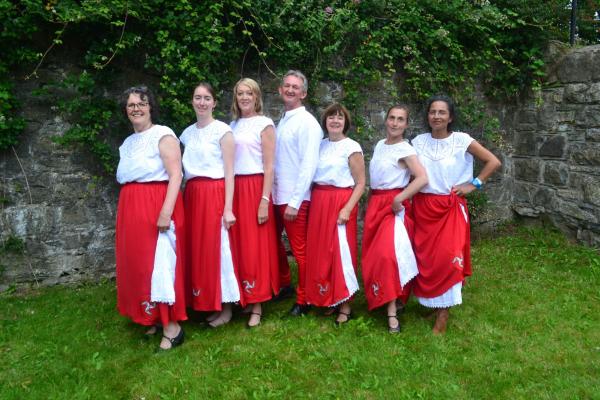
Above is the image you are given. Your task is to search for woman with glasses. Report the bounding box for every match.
[411,95,501,334]
[115,85,186,350]
[180,82,240,328]
[229,78,279,328]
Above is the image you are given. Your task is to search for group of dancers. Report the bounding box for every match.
[115,70,501,350]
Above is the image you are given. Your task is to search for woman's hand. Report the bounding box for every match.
[337,207,351,225]
[452,183,476,197]
[392,197,405,214]
[157,211,172,232]
[258,198,269,224]
[223,210,236,229]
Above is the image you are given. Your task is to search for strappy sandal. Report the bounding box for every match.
[388,314,401,334]
[334,310,353,326]
[247,312,262,329]
[159,328,185,351]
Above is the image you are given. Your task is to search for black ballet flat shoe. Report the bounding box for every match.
[289,303,312,316]
[159,328,185,351]
[246,312,262,329]
[334,310,353,326]
[387,314,401,334]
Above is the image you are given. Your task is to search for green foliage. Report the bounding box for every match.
[0,235,25,255]
[0,227,599,398]
[0,79,26,151]
[50,71,119,174]
[2,0,599,170]
[466,189,489,221]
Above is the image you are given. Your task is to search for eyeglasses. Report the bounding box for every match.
[126,102,149,110]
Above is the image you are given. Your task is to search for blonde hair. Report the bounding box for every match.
[231,78,264,120]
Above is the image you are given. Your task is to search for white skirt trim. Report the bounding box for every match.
[220,223,240,304]
[331,224,359,307]
[417,281,462,308]
[394,209,419,288]
[151,221,176,305]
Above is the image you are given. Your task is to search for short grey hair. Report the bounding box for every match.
[282,70,308,93]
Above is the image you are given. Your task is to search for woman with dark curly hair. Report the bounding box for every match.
[115,85,186,350]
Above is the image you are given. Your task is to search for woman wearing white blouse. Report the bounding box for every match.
[361,105,428,333]
[229,78,279,328]
[411,95,501,334]
[115,85,186,350]
[305,103,366,325]
[180,82,240,328]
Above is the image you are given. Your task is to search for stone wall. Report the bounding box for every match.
[0,67,118,290]
[1,43,598,289]
[509,43,600,246]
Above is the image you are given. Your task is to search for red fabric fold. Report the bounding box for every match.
[412,192,471,298]
[361,189,413,311]
[116,182,187,326]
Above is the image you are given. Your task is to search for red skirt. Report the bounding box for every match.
[115,182,187,325]
[184,177,241,311]
[412,192,472,298]
[229,174,279,304]
[305,185,359,307]
[361,189,416,310]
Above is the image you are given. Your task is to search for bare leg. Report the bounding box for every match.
[432,308,449,335]
[387,300,400,333]
[247,302,262,328]
[335,302,352,325]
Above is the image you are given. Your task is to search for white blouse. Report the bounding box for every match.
[273,107,323,208]
[180,120,231,180]
[369,139,416,190]
[411,132,475,194]
[231,115,274,175]
[313,137,362,188]
[116,125,178,184]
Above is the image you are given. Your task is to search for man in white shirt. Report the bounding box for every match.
[273,70,323,316]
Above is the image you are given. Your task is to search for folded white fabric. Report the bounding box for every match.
[394,208,419,287]
[151,221,177,305]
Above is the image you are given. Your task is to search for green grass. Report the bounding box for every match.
[1,226,599,400]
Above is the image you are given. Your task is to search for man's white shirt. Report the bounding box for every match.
[273,106,323,208]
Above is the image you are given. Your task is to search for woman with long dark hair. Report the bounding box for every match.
[411,95,501,334]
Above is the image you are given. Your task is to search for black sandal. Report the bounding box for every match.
[388,314,401,334]
[159,328,185,350]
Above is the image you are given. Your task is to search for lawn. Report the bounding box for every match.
[1,226,599,400]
